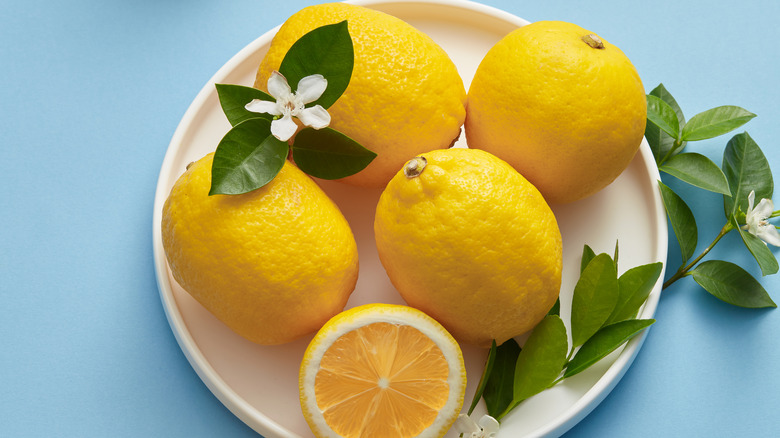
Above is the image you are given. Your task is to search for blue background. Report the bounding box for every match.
[2,0,779,436]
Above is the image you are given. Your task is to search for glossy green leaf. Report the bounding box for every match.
[580,244,596,274]
[607,262,663,324]
[209,118,289,195]
[482,339,521,418]
[547,298,561,316]
[645,84,686,164]
[735,220,779,276]
[468,340,497,415]
[512,315,568,404]
[215,84,274,127]
[690,260,776,308]
[570,254,619,348]
[658,181,698,263]
[564,319,655,378]
[660,152,730,195]
[646,94,681,141]
[722,132,774,218]
[291,127,376,180]
[681,106,756,141]
[278,21,353,109]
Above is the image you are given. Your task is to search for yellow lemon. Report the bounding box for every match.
[161,153,358,345]
[374,148,562,347]
[465,21,647,204]
[299,303,466,438]
[255,2,466,188]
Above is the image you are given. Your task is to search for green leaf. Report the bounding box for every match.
[607,262,663,324]
[722,132,774,218]
[570,254,619,348]
[658,181,698,264]
[291,127,376,180]
[646,94,681,141]
[580,244,596,273]
[468,340,497,415]
[278,21,353,109]
[511,315,568,404]
[215,84,274,127]
[735,220,779,276]
[564,319,655,378]
[660,152,731,195]
[646,84,686,164]
[482,339,521,418]
[547,298,560,316]
[681,106,756,141]
[209,118,289,195]
[690,260,777,308]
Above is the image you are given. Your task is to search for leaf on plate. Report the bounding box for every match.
[580,244,596,274]
[658,181,698,264]
[570,253,619,348]
[209,118,289,195]
[510,315,568,407]
[468,340,498,415]
[722,132,774,219]
[645,84,686,164]
[481,339,521,419]
[291,127,376,180]
[646,94,681,142]
[660,152,731,195]
[690,260,777,308]
[734,220,779,276]
[278,20,354,109]
[216,83,274,127]
[564,319,655,379]
[607,262,663,324]
[681,105,756,142]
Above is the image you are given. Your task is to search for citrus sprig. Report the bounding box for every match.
[467,244,661,421]
[647,83,777,308]
[208,21,376,195]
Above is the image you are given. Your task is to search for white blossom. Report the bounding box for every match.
[245,71,330,141]
[453,414,500,438]
[743,190,780,246]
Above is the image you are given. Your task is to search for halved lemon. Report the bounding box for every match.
[299,303,466,438]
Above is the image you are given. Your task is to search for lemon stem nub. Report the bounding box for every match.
[581,34,605,49]
[404,156,428,178]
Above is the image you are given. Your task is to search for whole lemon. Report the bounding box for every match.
[255,3,466,188]
[161,153,359,345]
[465,21,647,204]
[374,148,562,347]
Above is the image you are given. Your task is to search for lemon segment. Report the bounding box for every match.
[299,303,466,438]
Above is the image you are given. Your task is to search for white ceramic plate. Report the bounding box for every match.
[152,1,668,436]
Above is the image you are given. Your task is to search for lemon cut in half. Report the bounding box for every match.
[299,303,466,438]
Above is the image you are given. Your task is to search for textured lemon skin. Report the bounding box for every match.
[299,303,466,438]
[465,21,647,204]
[255,2,466,188]
[161,153,358,345]
[374,149,562,347]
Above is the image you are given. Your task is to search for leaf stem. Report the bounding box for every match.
[663,222,734,289]
[658,138,684,166]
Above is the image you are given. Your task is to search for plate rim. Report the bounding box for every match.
[151,1,668,437]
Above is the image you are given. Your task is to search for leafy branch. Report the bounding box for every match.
[647,83,777,308]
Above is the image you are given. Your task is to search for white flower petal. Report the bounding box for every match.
[298,105,331,129]
[757,225,780,247]
[453,414,481,435]
[477,415,500,435]
[746,190,757,214]
[267,71,291,101]
[244,99,281,116]
[754,197,775,219]
[296,74,328,104]
[270,114,297,142]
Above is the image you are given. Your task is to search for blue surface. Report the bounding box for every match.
[2,0,779,436]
